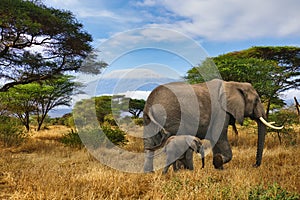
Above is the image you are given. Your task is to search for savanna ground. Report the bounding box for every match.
[0,123,299,199]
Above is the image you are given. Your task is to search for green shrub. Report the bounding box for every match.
[0,116,27,147]
[60,129,83,149]
[61,125,127,149]
[249,183,299,200]
[133,118,143,126]
[103,114,118,126]
[269,109,298,125]
[101,125,128,146]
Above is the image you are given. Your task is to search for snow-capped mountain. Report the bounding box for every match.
[91,68,182,96]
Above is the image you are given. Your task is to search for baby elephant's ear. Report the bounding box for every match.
[186,137,201,152]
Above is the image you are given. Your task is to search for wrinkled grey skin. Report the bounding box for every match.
[144,79,267,172]
[161,135,205,174]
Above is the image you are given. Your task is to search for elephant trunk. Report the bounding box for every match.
[201,156,205,168]
[254,119,266,167]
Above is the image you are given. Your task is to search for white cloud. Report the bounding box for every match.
[44,0,140,23]
[44,0,300,42]
[94,28,208,67]
[135,0,157,7]
[282,89,300,101]
[138,0,300,41]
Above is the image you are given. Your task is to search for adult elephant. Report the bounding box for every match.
[143,79,283,172]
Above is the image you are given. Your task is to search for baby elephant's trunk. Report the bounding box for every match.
[201,154,205,168]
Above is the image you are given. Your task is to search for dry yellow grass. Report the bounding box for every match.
[0,125,299,199]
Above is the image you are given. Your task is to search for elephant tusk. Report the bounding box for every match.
[259,117,284,130]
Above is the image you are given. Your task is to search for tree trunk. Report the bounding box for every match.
[295,97,300,116]
[265,98,271,119]
[37,114,46,131]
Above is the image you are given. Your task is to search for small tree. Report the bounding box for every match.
[0,75,78,131]
[34,76,79,130]
[95,96,114,124]
[129,99,145,118]
[0,84,38,131]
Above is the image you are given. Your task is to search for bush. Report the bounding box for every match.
[269,109,298,125]
[133,118,143,126]
[249,183,299,200]
[103,114,118,126]
[0,116,27,147]
[60,129,83,149]
[101,125,128,146]
[60,125,127,149]
[268,109,298,146]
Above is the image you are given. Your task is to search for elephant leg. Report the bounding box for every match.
[211,115,232,169]
[173,160,180,171]
[172,161,180,172]
[143,131,165,173]
[174,159,187,171]
[212,132,232,169]
[163,164,172,174]
[185,149,194,170]
[163,155,175,174]
[144,150,154,172]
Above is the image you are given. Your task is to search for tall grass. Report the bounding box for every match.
[0,125,299,199]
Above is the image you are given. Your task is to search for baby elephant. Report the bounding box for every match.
[162,135,205,174]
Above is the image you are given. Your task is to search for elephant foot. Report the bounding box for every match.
[213,154,224,170]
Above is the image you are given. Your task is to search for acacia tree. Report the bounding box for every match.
[34,76,79,131]
[129,99,145,118]
[0,0,105,92]
[0,84,39,131]
[225,46,300,93]
[0,75,78,131]
[186,46,300,117]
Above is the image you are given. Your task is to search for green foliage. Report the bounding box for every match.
[0,116,27,147]
[77,127,104,149]
[129,99,145,118]
[60,129,83,149]
[74,96,145,126]
[268,109,299,146]
[185,58,222,83]
[0,0,105,92]
[101,125,128,146]
[133,118,144,126]
[73,98,98,127]
[50,113,75,127]
[95,96,114,124]
[249,183,299,200]
[269,109,299,125]
[67,115,75,128]
[103,114,118,126]
[225,46,300,94]
[62,125,127,149]
[186,46,300,116]
[0,75,78,131]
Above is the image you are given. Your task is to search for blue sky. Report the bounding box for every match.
[43,0,299,100]
[44,0,300,55]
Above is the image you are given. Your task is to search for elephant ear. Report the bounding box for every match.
[219,82,245,125]
[186,136,200,152]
